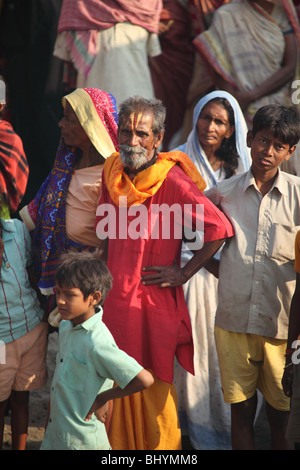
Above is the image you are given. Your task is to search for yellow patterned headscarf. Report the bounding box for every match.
[62,88,119,158]
[104,151,206,207]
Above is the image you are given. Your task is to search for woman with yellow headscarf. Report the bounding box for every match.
[20,88,118,297]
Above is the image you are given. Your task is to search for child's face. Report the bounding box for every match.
[55,283,101,326]
[247,128,296,176]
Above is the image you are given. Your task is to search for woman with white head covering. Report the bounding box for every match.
[174,90,251,450]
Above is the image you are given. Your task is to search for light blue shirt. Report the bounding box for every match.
[41,309,143,450]
[0,218,43,343]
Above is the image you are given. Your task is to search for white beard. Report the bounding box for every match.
[119,144,149,170]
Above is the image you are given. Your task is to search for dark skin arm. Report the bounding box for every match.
[282,272,300,397]
[27,266,48,320]
[141,238,225,287]
[218,33,297,110]
[85,369,154,421]
[204,256,220,278]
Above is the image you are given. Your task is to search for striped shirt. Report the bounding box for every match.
[0,218,43,344]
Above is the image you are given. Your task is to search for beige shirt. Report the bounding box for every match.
[205,169,300,339]
[65,165,103,246]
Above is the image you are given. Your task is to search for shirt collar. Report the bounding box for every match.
[72,307,103,331]
[242,167,288,196]
[1,218,16,241]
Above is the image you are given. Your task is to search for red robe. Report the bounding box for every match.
[96,165,234,383]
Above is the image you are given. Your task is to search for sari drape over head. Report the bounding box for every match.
[177,90,251,187]
[20,88,118,295]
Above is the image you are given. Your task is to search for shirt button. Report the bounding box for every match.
[253,305,257,309]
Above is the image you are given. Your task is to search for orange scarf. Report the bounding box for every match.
[104,151,206,207]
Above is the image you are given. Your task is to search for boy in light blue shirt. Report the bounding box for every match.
[0,215,48,450]
[40,251,153,450]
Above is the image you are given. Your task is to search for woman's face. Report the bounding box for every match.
[196,101,234,151]
[58,101,90,149]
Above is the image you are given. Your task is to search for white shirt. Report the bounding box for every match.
[205,169,300,339]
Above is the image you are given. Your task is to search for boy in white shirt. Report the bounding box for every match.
[205,104,300,450]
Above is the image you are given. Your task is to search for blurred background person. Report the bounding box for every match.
[193,0,300,175]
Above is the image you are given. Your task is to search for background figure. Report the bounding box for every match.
[53,0,162,106]
[173,90,250,449]
[0,1,65,205]
[149,0,195,151]
[0,78,28,218]
[180,0,231,143]
[193,0,300,175]
[19,88,118,311]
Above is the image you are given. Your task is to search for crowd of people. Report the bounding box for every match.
[1,0,300,452]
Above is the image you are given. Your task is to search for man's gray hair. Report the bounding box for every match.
[118,96,166,135]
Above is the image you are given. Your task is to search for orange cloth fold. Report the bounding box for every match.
[104,150,207,207]
[108,373,182,450]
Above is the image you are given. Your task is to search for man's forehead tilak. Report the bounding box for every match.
[129,111,146,131]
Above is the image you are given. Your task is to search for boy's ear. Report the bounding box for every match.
[246,130,253,148]
[284,145,296,162]
[90,291,102,306]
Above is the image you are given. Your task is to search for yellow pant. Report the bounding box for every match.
[214,326,290,411]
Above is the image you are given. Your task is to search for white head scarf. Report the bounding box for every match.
[177,90,251,187]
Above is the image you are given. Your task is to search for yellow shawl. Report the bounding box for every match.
[104,151,207,207]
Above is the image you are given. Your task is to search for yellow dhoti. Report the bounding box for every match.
[108,374,182,450]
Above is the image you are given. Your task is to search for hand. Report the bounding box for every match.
[141,262,187,288]
[85,396,107,422]
[282,365,294,397]
[94,402,109,423]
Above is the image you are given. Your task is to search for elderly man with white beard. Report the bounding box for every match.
[95,96,234,450]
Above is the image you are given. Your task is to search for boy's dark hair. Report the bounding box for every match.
[55,251,112,306]
[252,105,300,148]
